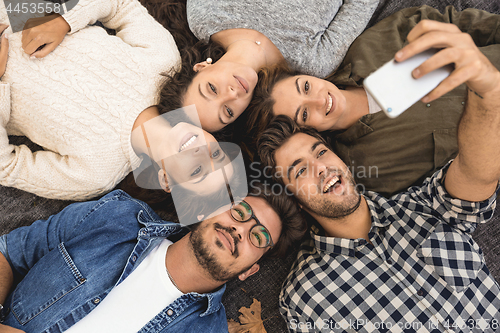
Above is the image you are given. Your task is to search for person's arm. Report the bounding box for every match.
[0,253,24,332]
[396,20,500,201]
[0,252,13,309]
[304,0,379,77]
[23,0,179,63]
[0,198,106,332]
[0,101,124,200]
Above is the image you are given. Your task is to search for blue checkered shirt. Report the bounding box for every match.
[280,163,500,333]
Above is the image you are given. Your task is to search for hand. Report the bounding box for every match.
[0,24,9,78]
[0,323,25,332]
[394,20,500,102]
[21,14,70,59]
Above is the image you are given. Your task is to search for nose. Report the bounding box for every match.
[314,160,327,178]
[229,218,252,243]
[225,85,238,101]
[307,96,324,111]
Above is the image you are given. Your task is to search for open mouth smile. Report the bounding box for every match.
[323,174,341,193]
[179,134,198,152]
[326,93,333,116]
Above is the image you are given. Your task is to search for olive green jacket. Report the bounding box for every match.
[327,5,500,197]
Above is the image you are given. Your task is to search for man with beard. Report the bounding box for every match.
[258,21,500,332]
[0,185,304,332]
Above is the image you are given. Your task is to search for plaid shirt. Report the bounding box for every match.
[280,163,500,333]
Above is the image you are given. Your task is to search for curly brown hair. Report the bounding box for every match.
[247,182,307,258]
[235,64,299,160]
[139,0,226,124]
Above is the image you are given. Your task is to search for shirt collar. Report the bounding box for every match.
[310,195,390,256]
[310,223,369,257]
[333,116,375,143]
[195,284,226,317]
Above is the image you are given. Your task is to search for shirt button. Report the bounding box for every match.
[417,289,425,296]
[167,309,174,316]
[386,259,393,265]
[462,101,465,105]
[93,298,100,304]
[426,103,431,107]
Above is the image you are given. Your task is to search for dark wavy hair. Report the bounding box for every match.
[247,182,307,258]
[139,0,226,127]
[235,64,299,160]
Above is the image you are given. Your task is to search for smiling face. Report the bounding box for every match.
[150,121,233,196]
[162,139,234,196]
[183,60,258,132]
[274,133,360,219]
[272,75,349,132]
[189,196,282,281]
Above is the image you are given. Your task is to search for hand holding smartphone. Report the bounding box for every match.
[363,49,452,118]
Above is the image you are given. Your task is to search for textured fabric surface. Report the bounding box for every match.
[1,1,500,333]
[0,0,180,200]
[281,165,500,333]
[187,0,379,77]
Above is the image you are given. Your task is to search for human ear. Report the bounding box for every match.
[157,169,171,193]
[238,263,260,281]
[193,61,211,72]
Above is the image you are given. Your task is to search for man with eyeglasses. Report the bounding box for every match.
[0,183,305,332]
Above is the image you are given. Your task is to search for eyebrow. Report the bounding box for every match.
[293,78,301,123]
[287,158,302,182]
[311,141,322,153]
[198,84,209,101]
[286,140,323,181]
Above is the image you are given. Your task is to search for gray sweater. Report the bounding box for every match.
[186,0,379,78]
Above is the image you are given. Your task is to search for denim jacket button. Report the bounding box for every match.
[132,255,137,261]
[167,309,174,316]
[93,298,100,304]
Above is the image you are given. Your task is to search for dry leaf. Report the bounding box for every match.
[227,298,267,333]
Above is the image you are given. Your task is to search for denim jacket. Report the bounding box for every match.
[0,190,228,333]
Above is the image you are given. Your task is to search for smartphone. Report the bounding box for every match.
[363,49,452,118]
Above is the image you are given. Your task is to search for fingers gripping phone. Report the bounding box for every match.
[363,49,452,118]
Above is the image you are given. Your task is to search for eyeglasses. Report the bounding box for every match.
[230,200,274,249]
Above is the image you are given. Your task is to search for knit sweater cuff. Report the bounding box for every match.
[62,0,106,34]
[0,83,11,127]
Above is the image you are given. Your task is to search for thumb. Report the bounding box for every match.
[31,42,57,59]
[0,34,9,71]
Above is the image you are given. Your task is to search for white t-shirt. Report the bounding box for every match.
[365,88,383,114]
[66,239,183,333]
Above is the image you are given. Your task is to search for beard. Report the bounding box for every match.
[298,170,362,219]
[189,222,250,282]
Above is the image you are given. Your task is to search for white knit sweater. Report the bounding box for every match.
[0,0,180,200]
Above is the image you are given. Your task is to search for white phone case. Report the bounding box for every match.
[363,49,452,118]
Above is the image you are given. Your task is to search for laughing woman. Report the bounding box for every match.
[246,5,500,196]
[0,0,182,200]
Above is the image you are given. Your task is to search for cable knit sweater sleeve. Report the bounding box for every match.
[62,0,171,53]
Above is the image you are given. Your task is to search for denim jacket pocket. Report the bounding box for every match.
[416,223,483,293]
[11,243,86,325]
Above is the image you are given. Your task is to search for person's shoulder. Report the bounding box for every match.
[95,190,164,222]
